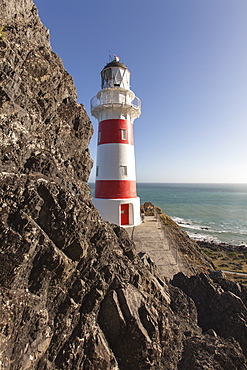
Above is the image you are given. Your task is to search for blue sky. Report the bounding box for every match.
[33,0,247,183]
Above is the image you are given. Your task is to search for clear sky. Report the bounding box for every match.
[33,0,247,183]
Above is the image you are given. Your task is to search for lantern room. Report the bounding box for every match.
[101,57,130,90]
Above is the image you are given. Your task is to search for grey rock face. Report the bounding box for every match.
[179,334,247,370]
[0,0,92,190]
[0,172,200,369]
[172,272,247,358]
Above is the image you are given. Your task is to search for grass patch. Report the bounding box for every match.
[202,248,247,285]
[224,273,247,286]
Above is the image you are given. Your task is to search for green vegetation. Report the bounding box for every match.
[224,273,247,286]
[202,248,247,286]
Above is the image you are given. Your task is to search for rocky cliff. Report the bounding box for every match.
[1,1,247,369]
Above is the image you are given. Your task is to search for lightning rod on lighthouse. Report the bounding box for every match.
[91,56,141,227]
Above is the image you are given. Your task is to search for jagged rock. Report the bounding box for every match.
[98,285,161,369]
[172,272,247,357]
[209,270,247,306]
[112,225,137,261]
[178,334,247,370]
[0,0,93,191]
[1,0,247,369]
[141,202,154,214]
[138,252,157,276]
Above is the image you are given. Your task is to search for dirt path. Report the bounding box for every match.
[127,215,190,280]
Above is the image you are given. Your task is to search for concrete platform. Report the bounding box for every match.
[127,215,189,280]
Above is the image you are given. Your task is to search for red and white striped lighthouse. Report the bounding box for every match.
[91,56,141,227]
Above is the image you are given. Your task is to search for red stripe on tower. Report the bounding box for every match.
[95,180,137,199]
[98,119,134,145]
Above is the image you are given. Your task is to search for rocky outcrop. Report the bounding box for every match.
[198,240,247,253]
[0,172,203,369]
[0,0,92,190]
[1,1,247,369]
[179,334,247,370]
[172,271,247,358]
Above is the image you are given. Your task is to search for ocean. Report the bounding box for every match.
[89,183,247,246]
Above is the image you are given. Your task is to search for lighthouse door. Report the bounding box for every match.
[121,204,129,225]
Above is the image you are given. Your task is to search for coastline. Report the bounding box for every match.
[137,183,247,247]
[197,240,247,252]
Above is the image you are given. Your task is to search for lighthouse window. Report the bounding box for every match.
[96,166,99,177]
[121,129,127,140]
[98,131,101,142]
[122,166,127,176]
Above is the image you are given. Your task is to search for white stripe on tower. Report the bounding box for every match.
[96,144,136,181]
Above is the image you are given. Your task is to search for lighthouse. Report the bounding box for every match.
[91,56,141,227]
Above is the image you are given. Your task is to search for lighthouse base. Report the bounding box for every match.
[93,197,141,227]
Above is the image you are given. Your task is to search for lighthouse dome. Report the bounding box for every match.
[101,57,130,90]
[102,60,128,71]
